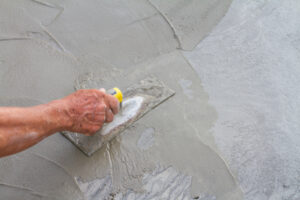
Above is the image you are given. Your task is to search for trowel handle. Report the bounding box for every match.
[107,87,123,103]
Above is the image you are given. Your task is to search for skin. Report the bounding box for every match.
[0,89,119,158]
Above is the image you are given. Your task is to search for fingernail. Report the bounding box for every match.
[99,88,106,93]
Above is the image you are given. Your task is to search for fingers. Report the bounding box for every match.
[93,113,106,124]
[95,89,119,115]
[104,94,119,114]
[83,108,113,136]
[87,103,106,122]
[105,107,114,123]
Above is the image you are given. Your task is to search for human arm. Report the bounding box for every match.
[0,89,119,157]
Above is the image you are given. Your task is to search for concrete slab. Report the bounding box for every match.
[184,0,300,199]
[0,49,243,199]
[5,0,298,199]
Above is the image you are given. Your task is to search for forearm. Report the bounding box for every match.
[0,89,119,157]
[0,101,68,157]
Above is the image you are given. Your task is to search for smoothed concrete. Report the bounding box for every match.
[0,0,256,199]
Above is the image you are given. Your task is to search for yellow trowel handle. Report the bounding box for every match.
[107,87,123,103]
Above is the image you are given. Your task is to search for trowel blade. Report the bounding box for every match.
[61,76,175,156]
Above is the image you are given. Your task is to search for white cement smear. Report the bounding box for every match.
[101,96,144,136]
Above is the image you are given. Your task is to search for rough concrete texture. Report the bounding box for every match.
[184,0,300,199]
[1,0,298,199]
[75,166,193,200]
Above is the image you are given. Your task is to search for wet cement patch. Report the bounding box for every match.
[183,0,300,199]
[103,51,243,199]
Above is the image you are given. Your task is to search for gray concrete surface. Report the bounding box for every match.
[184,1,300,199]
[0,0,299,199]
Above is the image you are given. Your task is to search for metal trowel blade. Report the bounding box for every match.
[61,76,175,156]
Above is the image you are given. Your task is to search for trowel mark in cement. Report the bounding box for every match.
[0,183,53,200]
[148,0,233,50]
[75,166,195,200]
[30,0,64,26]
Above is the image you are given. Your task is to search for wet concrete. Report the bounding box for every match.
[3,0,294,199]
[184,0,300,199]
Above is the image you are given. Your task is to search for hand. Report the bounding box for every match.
[60,89,119,135]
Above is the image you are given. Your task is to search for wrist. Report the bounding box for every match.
[45,99,73,133]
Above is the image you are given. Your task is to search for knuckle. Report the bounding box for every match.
[97,90,105,96]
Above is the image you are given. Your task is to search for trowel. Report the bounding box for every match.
[62,76,175,156]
